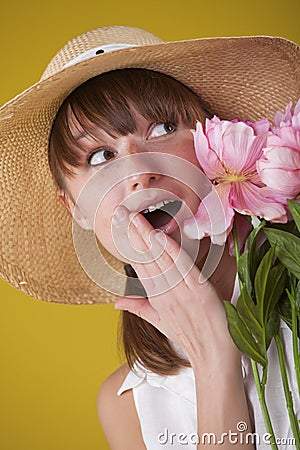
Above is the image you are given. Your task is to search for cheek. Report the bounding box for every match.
[171,137,200,167]
[69,169,118,224]
[182,141,201,167]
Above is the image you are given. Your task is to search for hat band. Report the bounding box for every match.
[63,43,137,68]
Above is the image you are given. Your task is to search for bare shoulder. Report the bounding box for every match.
[98,364,129,398]
[97,364,146,450]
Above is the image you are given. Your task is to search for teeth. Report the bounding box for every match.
[141,199,175,214]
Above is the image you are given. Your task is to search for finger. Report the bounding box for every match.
[111,205,157,267]
[131,212,198,289]
[111,205,135,259]
[128,212,182,294]
[126,211,172,294]
[129,211,189,273]
[129,212,179,274]
[129,211,167,269]
[154,231,200,289]
[111,206,161,293]
[114,296,159,326]
[112,206,164,273]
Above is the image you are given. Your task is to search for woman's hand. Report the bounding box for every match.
[113,205,254,449]
[112,205,239,366]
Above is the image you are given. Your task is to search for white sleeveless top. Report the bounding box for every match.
[118,281,300,449]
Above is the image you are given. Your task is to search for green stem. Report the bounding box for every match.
[288,290,300,397]
[274,332,300,446]
[251,360,279,450]
[233,220,280,448]
[232,221,243,296]
[232,221,240,266]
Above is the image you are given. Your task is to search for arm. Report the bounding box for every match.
[97,365,146,450]
[189,305,253,449]
[114,208,254,450]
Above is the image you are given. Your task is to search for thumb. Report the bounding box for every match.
[114,296,159,325]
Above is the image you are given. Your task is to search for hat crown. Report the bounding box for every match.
[41,26,163,80]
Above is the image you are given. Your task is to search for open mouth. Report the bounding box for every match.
[141,200,182,229]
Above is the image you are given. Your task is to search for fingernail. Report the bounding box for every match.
[129,212,140,227]
[113,206,127,223]
[155,230,166,244]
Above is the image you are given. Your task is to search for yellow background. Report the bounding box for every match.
[0,1,299,449]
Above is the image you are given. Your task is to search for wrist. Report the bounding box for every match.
[189,350,243,382]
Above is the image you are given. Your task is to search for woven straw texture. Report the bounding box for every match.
[0,26,299,304]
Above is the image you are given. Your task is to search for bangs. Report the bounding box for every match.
[49,69,211,187]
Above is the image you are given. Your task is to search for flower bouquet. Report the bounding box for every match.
[184,100,300,449]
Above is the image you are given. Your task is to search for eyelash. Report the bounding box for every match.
[148,122,177,139]
[86,122,177,167]
[87,148,115,167]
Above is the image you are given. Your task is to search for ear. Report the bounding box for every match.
[56,189,93,231]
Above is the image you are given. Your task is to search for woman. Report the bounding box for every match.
[0,26,299,449]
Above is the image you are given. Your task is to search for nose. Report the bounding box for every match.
[128,172,161,191]
[121,137,161,191]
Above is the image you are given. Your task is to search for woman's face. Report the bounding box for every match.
[61,108,209,263]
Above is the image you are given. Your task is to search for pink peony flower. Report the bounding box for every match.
[257,100,300,203]
[273,99,300,131]
[183,116,287,244]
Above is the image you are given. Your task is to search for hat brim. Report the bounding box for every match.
[0,35,299,304]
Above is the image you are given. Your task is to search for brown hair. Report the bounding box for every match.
[49,68,211,375]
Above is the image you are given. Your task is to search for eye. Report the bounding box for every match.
[87,148,115,166]
[148,122,177,139]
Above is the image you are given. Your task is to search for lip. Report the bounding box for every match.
[156,215,179,234]
[121,189,192,235]
[122,190,181,215]
[155,200,186,235]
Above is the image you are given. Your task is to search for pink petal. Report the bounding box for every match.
[257,164,300,198]
[221,122,266,172]
[294,99,300,116]
[205,115,222,132]
[205,116,232,160]
[192,121,223,180]
[257,145,300,197]
[260,187,296,205]
[251,118,270,135]
[271,127,300,151]
[230,181,287,222]
[292,112,300,130]
[260,146,300,169]
[273,101,293,128]
[183,183,234,244]
[243,134,268,173]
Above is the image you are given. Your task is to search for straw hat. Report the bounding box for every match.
[0,25,299,305]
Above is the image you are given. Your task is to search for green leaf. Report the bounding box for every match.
[263,263,287,319]
[236,287,262,341]
[254,247,274,325]
[257,239,272,265]
[237,252,252,295]
[278,294,293,329]
[264,228,300,279]
[224,302,267,366]
[291,281,300,338]
[247,220,267,283]
[247,220,266,254]
[266,312,280,349]
[288,199,300,233]
[296,280,300,316]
